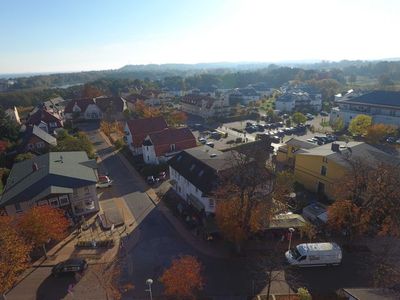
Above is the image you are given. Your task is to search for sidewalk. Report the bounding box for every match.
[99,129,232,259]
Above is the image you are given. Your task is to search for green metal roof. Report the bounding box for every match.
[0,151,97,206]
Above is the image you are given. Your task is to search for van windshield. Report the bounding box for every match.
[290,248,302,260]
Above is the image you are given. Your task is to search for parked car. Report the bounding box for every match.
[257,124,265,132]
[386,136,396,144]
[96,175,113,188]
[396,139,400,144]
[206,141,215,148]
[210,131,221,139]
[320,111,329,116]
[147,176,159,185]
[198,137,207,144]
[285,242,342,267]
[306,113,314,120]
[269,135,280,143]
[52,258,88,277]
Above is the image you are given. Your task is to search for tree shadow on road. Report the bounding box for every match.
[36,273,78,300]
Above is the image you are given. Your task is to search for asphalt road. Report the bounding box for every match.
[81,122,252,299]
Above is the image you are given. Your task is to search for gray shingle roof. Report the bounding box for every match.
[342,90,400,108]
[286,138,318,150]
[0,152,98,206]
[299,141,400,168]
[168,146,234,194]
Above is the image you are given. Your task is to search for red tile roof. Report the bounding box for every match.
[126,116,168,147]
[148,127,197,156]
[64,98,96,113]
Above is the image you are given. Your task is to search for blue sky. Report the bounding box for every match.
[1,0,400,73]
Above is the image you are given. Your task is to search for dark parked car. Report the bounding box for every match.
[52,259,88,277]
[257,124,265,132]
[147,176,159,185]
[386,136,396,144]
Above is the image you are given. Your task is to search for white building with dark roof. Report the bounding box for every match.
[168,146,235,214]
[330,90,400,126]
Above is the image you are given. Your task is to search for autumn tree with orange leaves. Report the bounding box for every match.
[82,84,103,98]
[18,205,69,256]
[0,216,32,294]
[332,160,400,237]
[214,150,288,251]
[327,199,370,240]
[159,255,204,299]
[365,124,397,144]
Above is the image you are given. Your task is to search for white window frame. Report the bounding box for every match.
[59,195,69,206]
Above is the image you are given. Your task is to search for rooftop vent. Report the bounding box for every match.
[210,153,217,158]
[331,143,340,152]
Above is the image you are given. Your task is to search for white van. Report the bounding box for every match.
[285,242,342,267]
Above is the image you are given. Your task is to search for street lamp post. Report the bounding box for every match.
[288,227,295,250]
[146,278,153,300]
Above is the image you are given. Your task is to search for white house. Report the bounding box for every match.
[330,90,400,126]
[124,116,168,155]
[142,127,197,164]
[180,93,230,118]
[168,146,235,214]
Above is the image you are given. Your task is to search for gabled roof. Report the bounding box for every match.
[22,125,57,147]
[0,152,97,207]
[64,98,96,113]
[298,142,400,168]
[148,127,195,146]
[147,127,197,156]
[168,146,234,194]
[341,90,400,108]
[27,107,62,126]
[286,138,319,150]
[94,96,126,113]
[126,116,168,147]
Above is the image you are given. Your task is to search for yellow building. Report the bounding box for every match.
[293,141,396,199]
[276,138,318,167]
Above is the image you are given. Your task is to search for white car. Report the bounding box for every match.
[96,175,113,188]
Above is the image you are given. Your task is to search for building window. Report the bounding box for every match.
[84,186,90,194]
[59,195,69,206]
[322,157,328,163]
[170,144,176,152]
[36,142,45,148]
[147,155,150,161]
[195,187,198,193]
[49,197,59,207]
[73,189,78,197]
[209,199,215,209]
[37,200,48,206]
[320,166,327,176]
[15,203,22,213]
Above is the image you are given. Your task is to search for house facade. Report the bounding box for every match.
[26,107,64,134]
[142,127,197,164]
[168,146,234,214]
[64,96,127,120]
[0,152,99,218]
[21,125,57,154]
[330,90,400,126]
[293,141,398,199]
[276,137,318,167]
[276,91,322,113]
[180,94,230,119]
[124,116,168,155]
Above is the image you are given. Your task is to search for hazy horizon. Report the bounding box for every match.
[1,0,400,73]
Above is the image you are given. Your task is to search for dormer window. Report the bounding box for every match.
[170,144,176,152]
